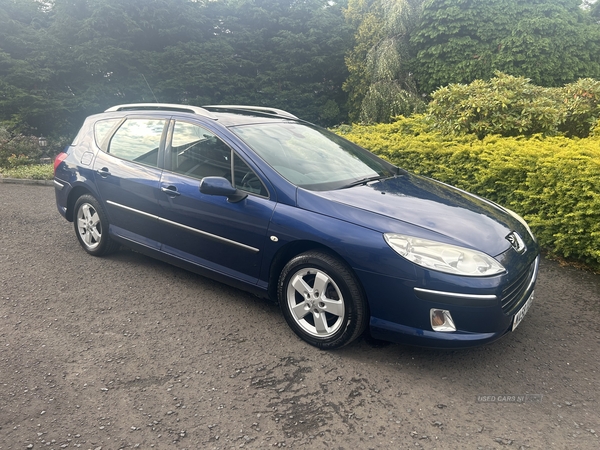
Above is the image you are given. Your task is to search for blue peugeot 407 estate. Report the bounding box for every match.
[54,103,540,349]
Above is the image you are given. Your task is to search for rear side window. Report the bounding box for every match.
[94,119,120,148]
[108,118,166,167]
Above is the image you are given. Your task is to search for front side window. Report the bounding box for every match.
[169,121,267,197]
[107,118,166,167]
[170,121,231,181]
[233,152,268,196]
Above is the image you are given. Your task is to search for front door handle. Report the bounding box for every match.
[161,186,181,196]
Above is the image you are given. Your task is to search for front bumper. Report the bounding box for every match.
[359,255,540,348]
[369,316,509,348]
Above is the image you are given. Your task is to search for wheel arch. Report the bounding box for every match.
[66,185,96,222]
[267,240,369,311]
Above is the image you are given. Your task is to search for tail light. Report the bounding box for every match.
[54,152,68,174]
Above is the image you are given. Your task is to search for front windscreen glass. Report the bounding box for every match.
[231,122,396,190]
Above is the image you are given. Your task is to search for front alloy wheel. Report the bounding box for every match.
[286,268,345,338]
[279,251,368,349]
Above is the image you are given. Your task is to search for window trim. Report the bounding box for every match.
[101,115,169,169]
[164,119,270,199]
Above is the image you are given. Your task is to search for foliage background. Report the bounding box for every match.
[0,0,352,139]
[2,0,600,268]
[411,0,600,94]
[2,0,600,133]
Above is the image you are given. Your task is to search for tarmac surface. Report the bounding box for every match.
[1,182,599,449]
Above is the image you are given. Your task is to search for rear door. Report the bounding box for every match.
[92,116,167,248]
[156,119,276,284]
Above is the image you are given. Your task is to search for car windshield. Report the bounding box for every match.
[231,122,397,190]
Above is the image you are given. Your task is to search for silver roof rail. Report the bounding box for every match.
[105,103,217,119]
[203,105,298,119]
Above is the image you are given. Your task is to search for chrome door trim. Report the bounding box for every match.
[106,200,259,253]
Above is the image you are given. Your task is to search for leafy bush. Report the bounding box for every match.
[0,164,53,180]
[337,116,600,268]
[428,73,600,139]
[560,78,600,138]
[0,126,43,167]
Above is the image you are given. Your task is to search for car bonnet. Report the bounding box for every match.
[296,173,529,257]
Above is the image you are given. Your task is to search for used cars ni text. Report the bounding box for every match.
[54,103,539,349]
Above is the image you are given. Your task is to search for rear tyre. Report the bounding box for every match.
[278,251,368,349]
[73,194,119,256]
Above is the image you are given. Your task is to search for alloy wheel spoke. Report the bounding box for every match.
[82,204,93,221]
[89,211,100,228]
[320,298,344,318]
[90,227,101,243]
[291,275,312,297]
[312,272,329,297]
[77,217,87,230]
[313,311,329,334]
[291,300,310,321]
[82,229,93,246]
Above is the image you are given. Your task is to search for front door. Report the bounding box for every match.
[157,120,275,284]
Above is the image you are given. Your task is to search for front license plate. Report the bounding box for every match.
[512,291,534,331]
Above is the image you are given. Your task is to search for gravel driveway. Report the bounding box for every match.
[1,183,599,449]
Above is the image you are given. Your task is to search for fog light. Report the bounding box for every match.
[430,309,456,332]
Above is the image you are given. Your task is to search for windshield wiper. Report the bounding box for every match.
[340,175,389,189]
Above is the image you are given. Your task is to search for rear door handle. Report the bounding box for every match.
[96,167,110,178]
[161,186,181,196]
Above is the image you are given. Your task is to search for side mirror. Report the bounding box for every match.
[199,176,248,203]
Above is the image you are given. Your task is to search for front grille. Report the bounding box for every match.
[501,257,538,315]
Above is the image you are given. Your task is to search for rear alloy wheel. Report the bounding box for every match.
[278,251,368,349]
[73,195,119,256]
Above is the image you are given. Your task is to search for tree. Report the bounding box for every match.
[0,0,58,135]
[214,0,352,126]
[343,0,426,123]
[44,0,217,132]
[411,0,600,93]
[343,0,385,122]
[358,0,426,123]
[1,0,352,138]
[583,0,600,21]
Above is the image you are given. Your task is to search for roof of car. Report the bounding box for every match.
[103,103,299,127]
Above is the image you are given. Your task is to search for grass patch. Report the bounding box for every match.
[0,164,53,180]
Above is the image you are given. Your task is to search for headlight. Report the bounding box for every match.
[384,234,505,277]
[503,207,536,242]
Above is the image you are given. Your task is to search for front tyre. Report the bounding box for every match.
[73,194,119,256]
[278,251,368,349]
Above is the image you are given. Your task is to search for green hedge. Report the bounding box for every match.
[336,116,600,268]
[0,164,53,180]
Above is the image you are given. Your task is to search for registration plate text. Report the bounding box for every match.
[512,291,534,331]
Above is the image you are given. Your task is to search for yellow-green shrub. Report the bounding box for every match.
[428,73,600,139]
[336,116,600,268]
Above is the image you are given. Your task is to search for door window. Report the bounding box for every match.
[233,153,268,196]
[108,118,166,167]
[170,121,232,181]
[169,121,268,197]
[94,118,120,149]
